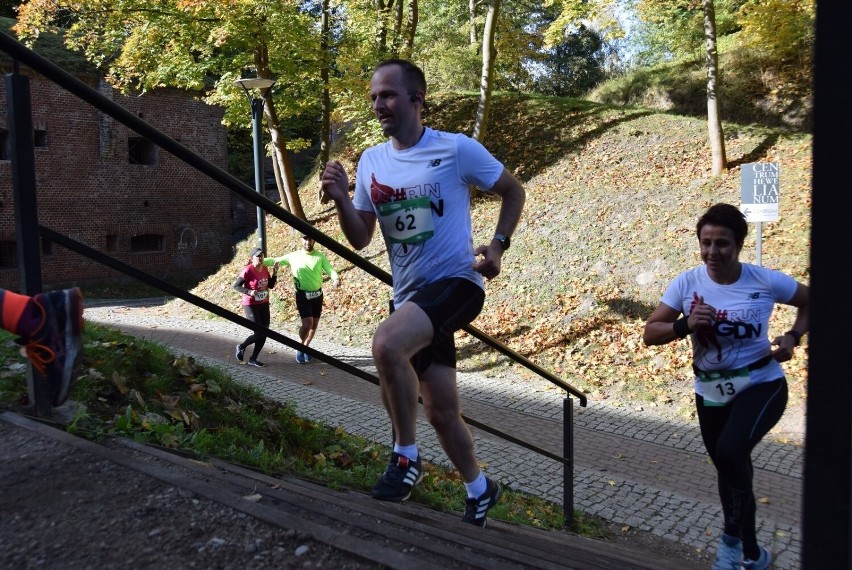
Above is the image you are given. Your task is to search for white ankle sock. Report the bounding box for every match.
[393,443,418,461]
[464,472,487,498]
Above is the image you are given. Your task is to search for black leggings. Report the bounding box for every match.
[239,303,271,359]
[696,378,787,559]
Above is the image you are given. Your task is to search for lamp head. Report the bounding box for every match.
[234,77,276,92]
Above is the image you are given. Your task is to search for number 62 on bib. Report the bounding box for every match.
[378,197,435,244]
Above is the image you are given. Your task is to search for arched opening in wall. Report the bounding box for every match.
[130,234,163,253]
[128,136,157,165]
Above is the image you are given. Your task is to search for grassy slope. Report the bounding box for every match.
[182,94,811,426]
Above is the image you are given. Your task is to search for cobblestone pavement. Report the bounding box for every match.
[84,301,804,569]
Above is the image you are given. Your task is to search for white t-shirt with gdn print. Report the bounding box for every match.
[354,128,504,307]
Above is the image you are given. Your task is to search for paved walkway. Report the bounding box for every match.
[83,300,804,569]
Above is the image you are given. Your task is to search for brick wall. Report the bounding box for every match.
[0,69,253,291]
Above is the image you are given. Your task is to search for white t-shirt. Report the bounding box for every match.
[660,263,798,397]
[353,127,504,307]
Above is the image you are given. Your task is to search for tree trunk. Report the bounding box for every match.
[392,0,402,55]
[469,0,477,47]
[375,0,391,54]
[254,48,306,220]
[703,0,727,175]
[472,0,499,144]
[319,0,332,204]
[401,0,418,59]
[266,99,306,220]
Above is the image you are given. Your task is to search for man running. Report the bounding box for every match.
[320,59,525,527]
[265,236,339,363]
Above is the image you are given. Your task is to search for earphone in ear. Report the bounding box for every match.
[410,95,419,103]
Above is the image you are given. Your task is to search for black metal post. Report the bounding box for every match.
[563,396,574,528]
[802,0,852,567]
[250,96,266,253]
[6,67,50,415]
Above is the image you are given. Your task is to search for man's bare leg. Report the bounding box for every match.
[419,362,479,482]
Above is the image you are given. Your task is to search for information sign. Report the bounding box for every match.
[740,162,780,222]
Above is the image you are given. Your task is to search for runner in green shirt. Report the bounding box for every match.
[265,236,339,363]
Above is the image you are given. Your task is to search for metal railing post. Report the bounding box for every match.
[563,395,574,528]
[6,64,49,415]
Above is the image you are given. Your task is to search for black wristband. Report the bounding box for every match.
[673,317,691,339]
[785,330,802,346]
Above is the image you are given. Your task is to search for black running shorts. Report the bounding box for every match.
[403,277,485,374]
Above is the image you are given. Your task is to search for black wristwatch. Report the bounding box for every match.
[785,330,802,346]
[493,233,511,251]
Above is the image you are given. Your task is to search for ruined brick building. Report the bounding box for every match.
[0,33,256,291]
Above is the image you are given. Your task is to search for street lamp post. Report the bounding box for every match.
[234,77,276,253]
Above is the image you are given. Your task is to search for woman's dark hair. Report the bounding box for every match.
[696,203,748,246]
[375,58,426,98]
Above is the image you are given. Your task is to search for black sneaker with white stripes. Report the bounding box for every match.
[371,452,424,502]
[462,477,501,527]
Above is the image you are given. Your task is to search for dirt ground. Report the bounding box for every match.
[0,420,378,570]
